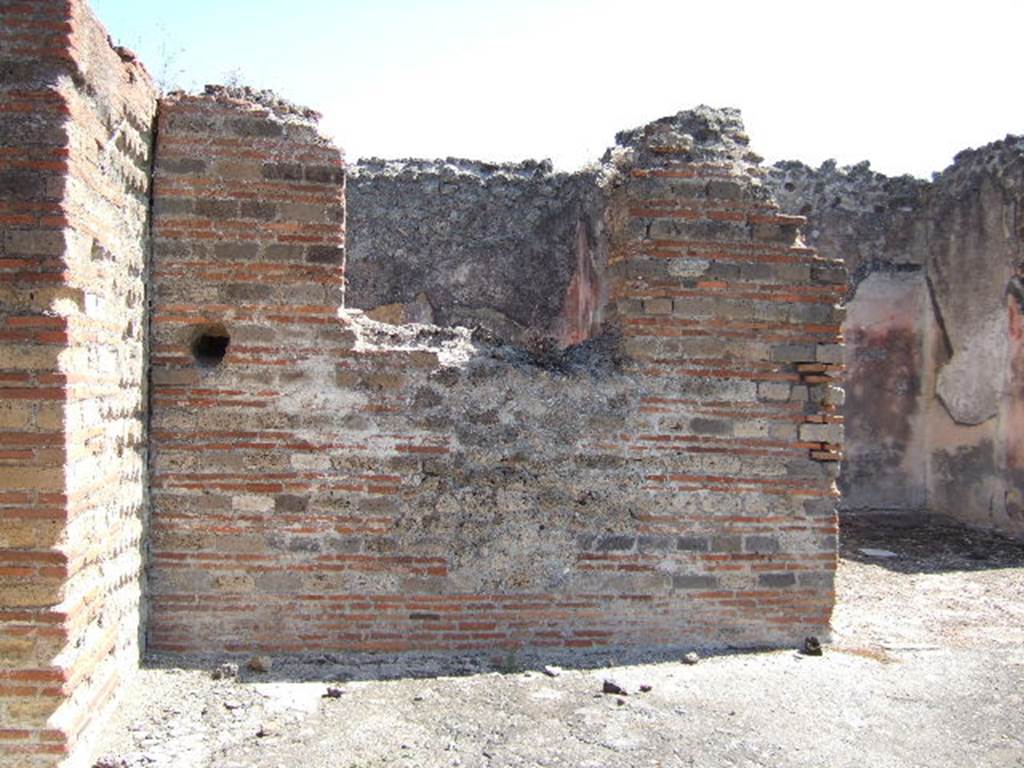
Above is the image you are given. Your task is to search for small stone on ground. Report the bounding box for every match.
[602,678,628,695]
[247,656,272,673]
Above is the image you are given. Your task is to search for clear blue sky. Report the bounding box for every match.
[92,0,1024,178]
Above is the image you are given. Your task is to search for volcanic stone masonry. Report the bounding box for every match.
[346,158,607,348]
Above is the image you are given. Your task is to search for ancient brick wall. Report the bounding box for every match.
[146,88,348,654]
[769,140,1024,539]
[147,99,843,658]
[0,1,156,766]
[346,159,606,348]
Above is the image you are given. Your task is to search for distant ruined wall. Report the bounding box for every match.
[0,1,156,766]
[346,159,607,348]
[769,138,1024,539]
[146,100,844,658]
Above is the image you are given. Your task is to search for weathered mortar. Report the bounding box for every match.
[0,1,157,766]
[146,99,844,659]
[768,139,1024,537]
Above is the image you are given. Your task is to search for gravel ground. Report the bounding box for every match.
[94,513,1024,768]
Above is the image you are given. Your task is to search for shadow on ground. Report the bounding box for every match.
[140,642,793,686]
[840,510,1024,574]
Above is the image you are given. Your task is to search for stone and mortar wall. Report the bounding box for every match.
[147,100,844,659]
[0,1,156,766]
[346,160,606,348]
[769,140,1024,538]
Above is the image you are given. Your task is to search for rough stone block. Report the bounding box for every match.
[672,574,718,590]
[710,535,743,553]
[744,535,780,554]
[758,382,791,402]
[644,298,673,315]
[4,229,64,255]
[676,536,710,552]
[798,422,844,444]
[758,573,797,588]
[706,179,743,200]
[690,417,732,435]
[811,264,847,284]
[195,199,238,218]
[771,344,816,363]
[307,245,345,264]
[159,157,207,175]
[815,344,845,364]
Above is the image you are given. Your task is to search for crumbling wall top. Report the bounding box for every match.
[767,157,928,288]
[944,134,1024,178]
[769,159,926,215]
[161,84,333,146]
[352,157,556,181]
[609,105,764,173]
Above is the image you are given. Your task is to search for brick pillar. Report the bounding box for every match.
[0,1,156,766]
[604,107,846,641]
[147,88,346,652]
[0,3,72,760]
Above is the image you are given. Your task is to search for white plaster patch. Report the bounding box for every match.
[937,310,1008,425]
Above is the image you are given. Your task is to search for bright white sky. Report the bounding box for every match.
[92,0,1023,178]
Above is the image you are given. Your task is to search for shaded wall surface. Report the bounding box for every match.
[0,1,156,766]
[346,159,606,347]
[769,140,1024,538]
[146,102,845,658]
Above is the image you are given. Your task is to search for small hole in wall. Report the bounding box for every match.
[191,325,230,369]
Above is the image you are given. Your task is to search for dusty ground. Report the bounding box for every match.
[94,513,1024,768]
